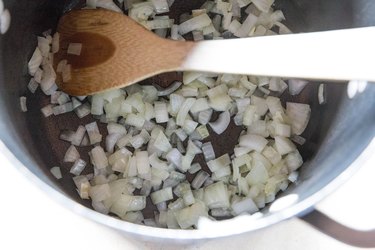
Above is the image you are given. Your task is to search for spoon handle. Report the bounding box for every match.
[181,27,375,82]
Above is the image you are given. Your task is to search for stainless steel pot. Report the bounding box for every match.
[0,0,374,246]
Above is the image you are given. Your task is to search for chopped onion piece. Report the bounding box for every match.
[41,104,54,117]
[191,171,209,190]
[288,171,299,183]
[75,102,91,118]
[179,14,212,35]
[91,146,108,169]
[239,134,268,152]
[154,101,169,123]
[28,47,43,76]
[188,162,202,174]
[70,159,86,175]
[85,121,102,144]
[288,79,308,95]
[291,134,306,145]
[285,150,303,172]
[64,145,80,163]
[19,96,27,112]
[111,194,146,218]
[176,98,196,126]
[198,109,213,125]
[232,197,259,215]
[50,166,62,179]
[151,187,173,204]
[286,102,311,135]
[275,136,296,155]
[318,83,326,105]
[27,78,39,93]
[174,128,188,142]
[202,142,215,161]
[154,130,172,152]
[204,181,230,209]
[183,119,198,135]
[93,0,123,13]
[136,151,151,175]
[125,113,145,128]
[234,13,258,38]
[175,201,208,229]
[252,0,274,13]
[209,94,232,111]
[0,9,10,34]
[151,0,169,14]
[166,148,182,169]
[209,111,230,135]
[158,81,182,96]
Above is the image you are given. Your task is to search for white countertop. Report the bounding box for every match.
[0,139,374,250]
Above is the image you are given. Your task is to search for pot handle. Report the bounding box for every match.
[301,209,375,248]
[300,138,375,248]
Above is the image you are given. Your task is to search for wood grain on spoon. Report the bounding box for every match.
[54,9,195,96]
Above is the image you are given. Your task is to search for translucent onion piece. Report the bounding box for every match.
[274,136,296,155]
[288,79,308,96]
[64,145,80,163]
[175,201,208,229]
[154,101,169,123]
[154,130,172,152]
[50,166,62,179]
[204,181,230,209]
[198,109,213,125]
[41,104,54,117]
[252,0,274,13]
[95,0,122,12]
[239,134,268,152]
[136,151,151,175]
[286,102,311,135]
[19,96,27,112]
[231,197,259,215]
[179,14,212,35]
[0,9,11,34]
[318,83,326,105]
[70,159,86,175]
[51,32,60,53]
[91,146,108,169]
[234,13,258,38]
[28,47,43,76]
[202,142,215,161]
[27,78,39,93]
[176,98,196,126]
[208,111,230,135]
[151,187,173,204]
[85,121,102,144]
[191,171,209,190]
[157,81,182,96]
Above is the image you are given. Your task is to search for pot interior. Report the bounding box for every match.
[0,0,374,228]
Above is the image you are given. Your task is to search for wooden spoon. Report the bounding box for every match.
[54,9,375,96]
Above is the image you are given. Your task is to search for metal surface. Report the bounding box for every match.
[0,0,374,244]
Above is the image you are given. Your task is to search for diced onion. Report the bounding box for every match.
[208,111,230,135]
[157,81,182,96]
[288,79,308,96]
[151,187,173,204]
[25,0,313,229]
[70,159,87,175]
[50,166,62,179]
[63,145,80,163]
[0,9,11,34]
